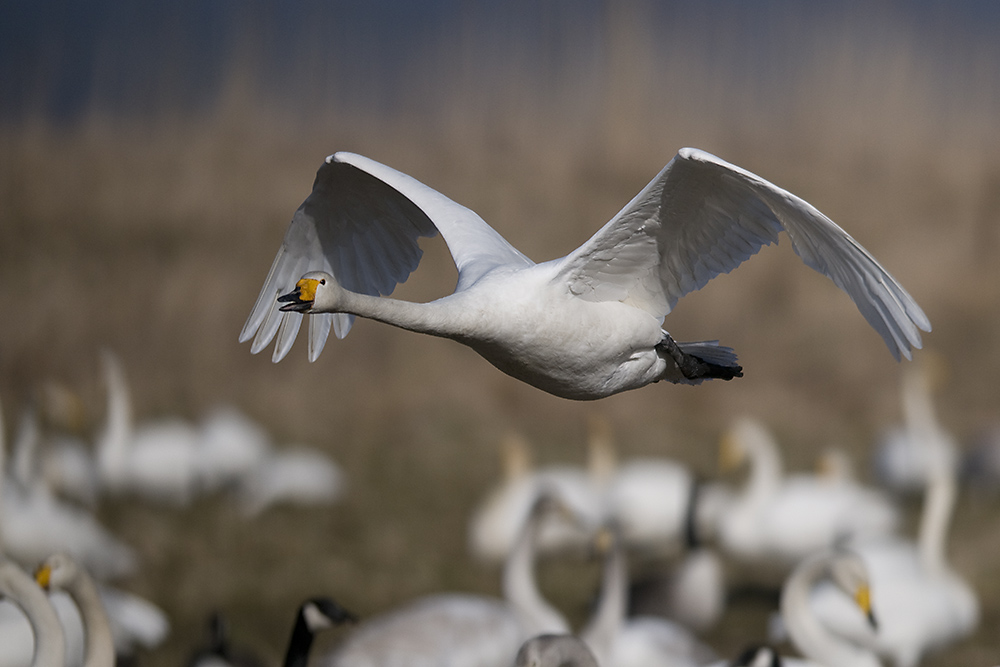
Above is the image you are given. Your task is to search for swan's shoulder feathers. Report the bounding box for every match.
[240,153,531,362]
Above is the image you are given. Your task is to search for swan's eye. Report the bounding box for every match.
[320,279,326,285]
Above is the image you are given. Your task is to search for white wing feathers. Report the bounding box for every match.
[240,152,530,362]
[557,148,930,360]
[336,152,533,290]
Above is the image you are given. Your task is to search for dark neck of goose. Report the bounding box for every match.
[282,610,316,667]
[683,478,702,550]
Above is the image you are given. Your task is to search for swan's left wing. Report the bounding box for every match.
[241,153,531,362]
[555,148,930,360]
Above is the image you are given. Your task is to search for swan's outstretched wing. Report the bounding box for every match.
[240,153,531,362]
[556,148,930,360]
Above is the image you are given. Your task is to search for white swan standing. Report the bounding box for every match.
[241,149,929,399]
[468,433,608,562]
[580,529,716,667]
[322,494,575,667]
[1,403,167,660]
[96,350,202,505]
[35,554,114,667]
[0,558,65,667]
[872,355,958,494]
[810,478,978,666]
[235,444,346,517]
[0,405,136,580]
[30,552,168,665]
[195,406,271,494]
[628,518,727,633]
[590,415,696,556]
[811,391,978,667]
[780,549,881,667]
[716,418,898,565]
[97,350,343,512]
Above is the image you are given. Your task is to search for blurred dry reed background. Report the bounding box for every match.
[1,2,999,665]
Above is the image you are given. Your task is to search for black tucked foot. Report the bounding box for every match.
[658,335,744,382]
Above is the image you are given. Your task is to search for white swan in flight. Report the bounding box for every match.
[241,149,930,400]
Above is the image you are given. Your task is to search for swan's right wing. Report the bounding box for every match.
[240,153,531,362]
[555,148,930,361]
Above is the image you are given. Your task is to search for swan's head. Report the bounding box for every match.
[34,553,79,591]
[278,271,341,313]
[300,597,357,632]
[719,417,776,473]
[719,429,745,473]
[515,635,599,667]
[829,550,878,630]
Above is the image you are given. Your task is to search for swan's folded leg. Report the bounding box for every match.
[657,335,743,384]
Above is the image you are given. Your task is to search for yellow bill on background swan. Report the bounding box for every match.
[718,430,745,473]
[855,583,879,629]
[34,563,52,589]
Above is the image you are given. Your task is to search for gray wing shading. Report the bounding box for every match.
[241,153,532,362]
[556,148,930,360]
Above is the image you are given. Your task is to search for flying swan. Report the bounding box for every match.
[241,149,930,400]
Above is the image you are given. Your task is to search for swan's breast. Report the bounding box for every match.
[451,274,666,399]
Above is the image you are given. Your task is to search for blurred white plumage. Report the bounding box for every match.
[468,433,607,561]
[195,406,271,494]
[872,355,958,494]
[781,549,881,667]
[95,350,342,513]
[0,405,136,580]
[236,446,346,517]
[323,495,574,667]
[717,417,898,565]
[0,558,66,667]
[581,529,716,667]
[813,364,978,667]
[96,351,201,505]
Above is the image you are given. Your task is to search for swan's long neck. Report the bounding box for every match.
[918,471,957,574]
[901,366,955,472]
[742,432,783,507]
[326,290,477,340]
[11,408,40,489]
[0,562,67,667]
[580,534,626,667]
[65,568,116,667]
[900,366,958,573]
[97,353,133,484]
[780,554,880,667]
[503,504,570,635]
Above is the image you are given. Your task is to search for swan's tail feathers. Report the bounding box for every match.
[657,337,743,385]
